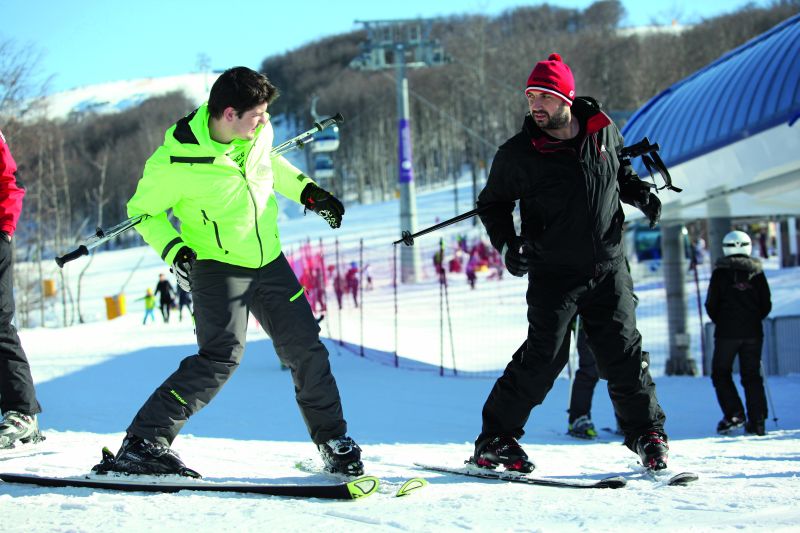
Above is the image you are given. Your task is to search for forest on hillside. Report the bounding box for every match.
[260,0,798,203]
[0,0,797,325]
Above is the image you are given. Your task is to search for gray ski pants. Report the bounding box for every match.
[127,254,346,446]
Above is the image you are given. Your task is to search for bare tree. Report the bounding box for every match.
[0,38,52,119]
[75,142,110,323]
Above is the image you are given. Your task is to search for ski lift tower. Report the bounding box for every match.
[350,19,447,283]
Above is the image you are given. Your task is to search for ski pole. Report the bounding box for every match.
[55,214,148,267]
[55,114,344,268]
[390,140,682,247]
[619,136,682,193]
[761,361,779,427]
[271,113,343,157]
[393,205,489,246]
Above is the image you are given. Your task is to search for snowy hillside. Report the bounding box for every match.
[27,72,220,120]
[2,180,800,531]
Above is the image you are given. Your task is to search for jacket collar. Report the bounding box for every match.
[170,104,264,157]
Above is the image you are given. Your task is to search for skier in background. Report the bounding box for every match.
[564,322,600,439]
[176,285,192,322]
[0,128,44,449]
[345,262,359,308]
[706,230,772,436]
[153,273,175,323]
[139,288,156,325]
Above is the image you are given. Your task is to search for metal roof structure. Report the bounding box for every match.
[622,13,800,171]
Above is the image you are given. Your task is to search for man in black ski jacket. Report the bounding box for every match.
[472,53,669,472]
[706,230,772,436]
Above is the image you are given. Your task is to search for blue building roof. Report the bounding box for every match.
[621,14,800,171]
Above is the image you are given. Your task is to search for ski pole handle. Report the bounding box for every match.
[271,113,344,157]
[55,245,89,268]
[314,113,344,132]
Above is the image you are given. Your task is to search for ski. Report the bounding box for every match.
[643,469,699,486]
[295,458,428,497]
[0,471,379,500]
[414,463,626,489]
[395,477,428,497]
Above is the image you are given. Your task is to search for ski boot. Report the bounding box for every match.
[471,436,535,473]
[0,411,45,449]
[716,415,745,435]
[744,419,766,436]
[318,435,364,476]
[92,434,201,478]
[567,415,598,440]
[636,431,669,471]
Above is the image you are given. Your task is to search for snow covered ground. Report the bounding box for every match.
[2,184,799,531]
[3,314,800,532]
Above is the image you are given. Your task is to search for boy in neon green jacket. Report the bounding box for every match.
[95,67,361,478]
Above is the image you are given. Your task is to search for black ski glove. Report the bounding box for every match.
[170,246,196,292]
[502,236,530,277]
[634,193,662,229]
[301,183,345,229]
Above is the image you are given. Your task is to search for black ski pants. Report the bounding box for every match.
[0,239,40,415]
[127,254,347,446]
[159,300,171,322]
[711,337,767,422]
[567,326,599,423]
[478,260,666,452]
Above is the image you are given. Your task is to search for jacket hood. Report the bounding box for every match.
[715,255,763,275]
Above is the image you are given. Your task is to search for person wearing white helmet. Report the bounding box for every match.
[705,230,772,436]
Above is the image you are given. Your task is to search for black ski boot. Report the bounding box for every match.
[472,436,535,473]
[716,415,745,435]
[744,419,766,436]
[636,431,669,471]
[567,415,598,440]
[92,435,201,478]
[318,435,364,476]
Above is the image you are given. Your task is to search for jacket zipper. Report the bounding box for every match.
[239,154,264,267]
[578,136,599,269]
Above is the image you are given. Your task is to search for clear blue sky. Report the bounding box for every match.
[3,0,772,94]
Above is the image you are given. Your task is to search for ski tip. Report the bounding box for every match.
[667,472,699,486]
[346,476,380,499]
[395,477,428,497]
[598,476,627,489]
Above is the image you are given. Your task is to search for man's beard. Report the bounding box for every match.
[534,106,570,130]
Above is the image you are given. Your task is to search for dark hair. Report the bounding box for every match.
[208,67,279,119]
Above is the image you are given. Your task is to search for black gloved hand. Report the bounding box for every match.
[634,193,662,229]
[301,183,345,229]
[502,236,530,277]
[170,246,196,292]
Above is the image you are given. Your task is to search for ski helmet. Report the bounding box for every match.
[722,230,752,257]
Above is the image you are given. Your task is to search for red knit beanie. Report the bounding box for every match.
[525,53,575,106]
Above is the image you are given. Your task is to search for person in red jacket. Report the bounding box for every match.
[0,128,44,449]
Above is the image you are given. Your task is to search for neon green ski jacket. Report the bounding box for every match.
[127,104,313,267]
